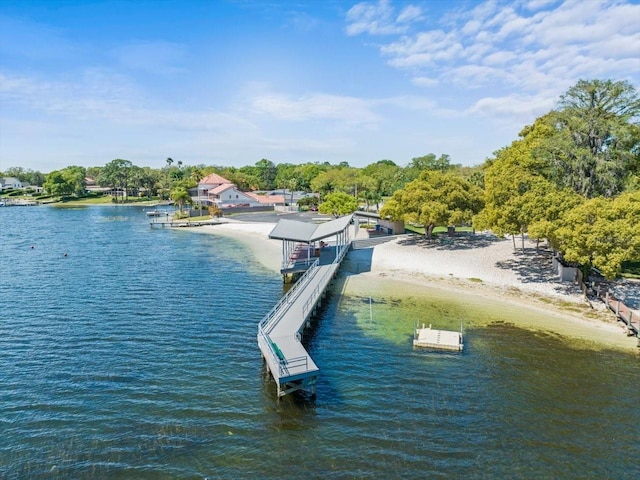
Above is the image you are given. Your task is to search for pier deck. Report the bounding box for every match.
[258,245,347,396]
[258,215,355,397]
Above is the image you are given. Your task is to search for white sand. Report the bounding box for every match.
[370,233,583,300]
[186,220,639,350]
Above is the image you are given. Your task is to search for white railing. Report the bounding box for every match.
[259,258,320,334]
[258,240,351,381]
[301,242,349,318]
[257,329,308,378]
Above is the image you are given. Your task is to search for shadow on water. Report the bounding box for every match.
[341,246,374,274]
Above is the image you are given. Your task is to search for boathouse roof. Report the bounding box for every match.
[269,215,353,243]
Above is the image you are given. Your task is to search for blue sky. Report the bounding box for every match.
[1,0,639,173]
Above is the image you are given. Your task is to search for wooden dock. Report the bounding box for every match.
[597,289,639,338]
[257,243,350,397]
[149,219,224,228]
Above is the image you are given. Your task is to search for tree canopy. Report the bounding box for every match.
[539,79,640,198]
[381,170,483,239]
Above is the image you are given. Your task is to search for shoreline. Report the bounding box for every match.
[189,219,639,352]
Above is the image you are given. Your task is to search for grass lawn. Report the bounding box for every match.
[621,261,640,279]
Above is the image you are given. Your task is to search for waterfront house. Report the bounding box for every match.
[0,177,26,191]
[197,173,286,208]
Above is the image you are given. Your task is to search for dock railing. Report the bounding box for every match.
[259,258,320,335]
[257,325,310,377]
[302,243,350,317]
[258,244,350,384]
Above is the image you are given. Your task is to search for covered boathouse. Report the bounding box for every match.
[257,215,354,397]
[268,215,355,282]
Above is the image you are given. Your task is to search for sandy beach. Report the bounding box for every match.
[191,218,639,351]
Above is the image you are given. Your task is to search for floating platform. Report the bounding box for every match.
[413,324,463,352]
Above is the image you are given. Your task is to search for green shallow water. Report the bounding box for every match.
[1,206,639,479]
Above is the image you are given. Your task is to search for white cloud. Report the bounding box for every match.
[0,71,251,133]
[350,0,640,106]
[345,0,422,35]
[396,4,423,24]
[412,76,439,87]
[467,92,555,120]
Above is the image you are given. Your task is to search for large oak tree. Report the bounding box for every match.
[381,170,483,239]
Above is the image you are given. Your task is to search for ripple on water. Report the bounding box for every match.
[1,206,639,480]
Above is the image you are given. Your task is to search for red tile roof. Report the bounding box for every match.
[199,173,232,185]
[245,192,285,204]
[210,183,236,194]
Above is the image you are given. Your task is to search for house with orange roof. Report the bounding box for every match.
[197,173,285,208]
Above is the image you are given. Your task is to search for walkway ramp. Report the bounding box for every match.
[258,215,355,397]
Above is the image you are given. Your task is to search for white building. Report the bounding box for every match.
[0,177,26,191]
[197,173,285,208]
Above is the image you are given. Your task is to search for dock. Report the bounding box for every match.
[413,324,464,352]
[149,219,223,228]
[258,215,355,397]
[593,285,639,342]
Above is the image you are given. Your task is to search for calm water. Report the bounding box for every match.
[1,206,638,479]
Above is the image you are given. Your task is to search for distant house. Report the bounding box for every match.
[245,192,286,207]
[197,173,285,208]
[197,173,233,206]
[85,177,111,194]
[0,177,26,191]
[209,183,257,207]
[264,190,316,206]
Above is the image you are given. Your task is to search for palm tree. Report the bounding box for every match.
[170,186,192,214]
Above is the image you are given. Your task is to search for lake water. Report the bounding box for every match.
[1,206,638,479]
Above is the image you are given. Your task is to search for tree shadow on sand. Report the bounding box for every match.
[495,249,581,297]
[398,232,581,297]
[396,232,504,251]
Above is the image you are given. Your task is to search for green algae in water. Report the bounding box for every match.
[337,274,636,352]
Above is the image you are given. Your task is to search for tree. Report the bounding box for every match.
[63,166,87,196]
[555,192,640,279]
[319,191,358,216]
[404,154,457,182]
[253,158,277,190]
[44,170,74,197]
[381,170,483,239]
[98,159,134,203]
[310,167,360,197]
[539,79,640,198]
[208,204,223,218]
[475,117,557,250]
[170,186,192,213]
[526,187,583,251]
[43,166,86,197]
[362,160,403,210]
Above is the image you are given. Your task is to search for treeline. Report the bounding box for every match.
[2,79,638,278]
[381,79,640,279]
[2,153,469,208]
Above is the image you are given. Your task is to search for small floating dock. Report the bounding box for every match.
[413,324,463,352]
